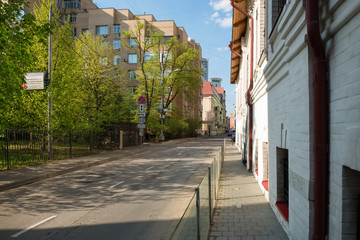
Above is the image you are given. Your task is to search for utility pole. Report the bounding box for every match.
[48,5,53,160]
[159,47,165,141]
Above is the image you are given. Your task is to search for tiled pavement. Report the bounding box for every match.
[208,144,289,240]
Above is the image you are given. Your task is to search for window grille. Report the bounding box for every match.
[272,0,287,28]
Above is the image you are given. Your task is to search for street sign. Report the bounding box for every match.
[137,123,146,129]
[138,117,146,124]
[138,96,146,104]
[139,103,145,113]
[24,72,46,90]
[138,113,146,117]
[139,128,144,137]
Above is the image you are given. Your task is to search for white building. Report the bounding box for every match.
[210,77,222,87]
[230,0,360,239]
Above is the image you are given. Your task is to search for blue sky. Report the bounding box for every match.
[97,0,236,116]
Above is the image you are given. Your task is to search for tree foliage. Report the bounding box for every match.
[0,0,51,128]
[122,19,202,136]
[1,0,131,131]
[72,32,128,130]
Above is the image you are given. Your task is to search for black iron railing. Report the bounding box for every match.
[0,127,139,170]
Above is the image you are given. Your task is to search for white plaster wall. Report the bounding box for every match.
[265,1,313,239]
[324,1,360,239]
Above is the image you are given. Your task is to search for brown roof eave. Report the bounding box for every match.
[230,0,247,84]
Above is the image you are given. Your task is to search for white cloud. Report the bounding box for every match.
[216,17,232,28]
[217,46,228,51]
[209,0,232,28]
[211,12,220,19]
[209,0,232,13]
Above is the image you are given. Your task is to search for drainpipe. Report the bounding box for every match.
[306,0,329,239]
[230,0,254,171]
[228,42,243,58]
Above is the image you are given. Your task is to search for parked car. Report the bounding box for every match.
[227,130,234,136]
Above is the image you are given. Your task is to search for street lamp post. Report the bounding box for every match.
[159,47,165,141]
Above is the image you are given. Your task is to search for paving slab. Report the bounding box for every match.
[209,145,289,240]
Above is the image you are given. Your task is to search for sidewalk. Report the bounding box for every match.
[209,144,289,240]
[0,137,194,193]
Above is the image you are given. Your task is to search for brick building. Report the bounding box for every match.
[230,0,360,239]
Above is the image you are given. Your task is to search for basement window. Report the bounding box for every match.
[272,0,286,28]
[342,166,360,239]
[276,147,289,221]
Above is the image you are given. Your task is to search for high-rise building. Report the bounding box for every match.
[202,58,209,82]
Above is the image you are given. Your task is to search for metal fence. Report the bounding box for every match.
[0,125,139,170]
[171,140,225,240]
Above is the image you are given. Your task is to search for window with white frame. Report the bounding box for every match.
[129,38,137,47]
[128,54,137,64]
[113,39,121,49]
[64,0,80,9]
[129,70,137,80]
[113,24,121,34]
[144,52,153,62]
[64,13,77,23]
[129,86,137,93]
[100,57,108,66]
[96,25,108,35]
[114,55,121,65]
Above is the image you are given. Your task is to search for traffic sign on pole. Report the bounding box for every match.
[139,128,144,136]
[138,96,146,104]
[139,103,146,113]
[137,123,146,129]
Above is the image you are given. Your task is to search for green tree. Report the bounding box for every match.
[73,32,128,130]
[0,0,51,128]
[123,19,202,136]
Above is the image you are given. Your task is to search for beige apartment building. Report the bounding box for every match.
[202,81,226,136]
[27,0,203,122]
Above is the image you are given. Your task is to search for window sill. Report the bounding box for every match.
[262,180,268,191]
[275,201,288,221]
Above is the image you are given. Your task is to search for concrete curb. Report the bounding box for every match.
[0,149,149,193]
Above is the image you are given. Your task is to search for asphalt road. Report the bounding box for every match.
[0,137,225,240]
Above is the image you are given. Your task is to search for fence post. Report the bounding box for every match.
[196,186,200,240]
[90,131,93,153]
[6,130,9,170]
[119,130,123,150]
[208,166,212,224]
[69,130,73,159]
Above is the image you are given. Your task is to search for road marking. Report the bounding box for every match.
[12,215,57,238]
[146,166,154,170]
[110,181,124,189]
